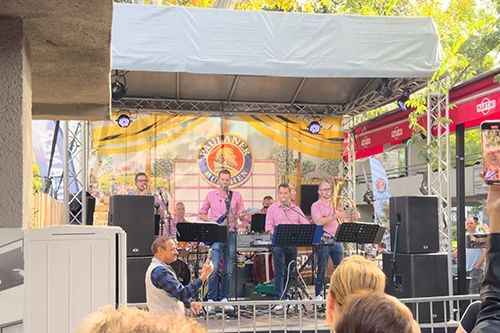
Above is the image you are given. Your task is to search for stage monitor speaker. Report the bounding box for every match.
[127,256,152,304]
[390,196,439,253]
[229,263,254,299]
[300,185,319,215]
[383,252,449,323]
[109,195,155,257]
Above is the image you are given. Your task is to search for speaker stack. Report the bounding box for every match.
[109,195,156,303]
[383,196,449,324]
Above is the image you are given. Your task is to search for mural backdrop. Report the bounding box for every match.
[88,112,344,224]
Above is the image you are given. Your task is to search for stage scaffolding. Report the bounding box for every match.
[62,121,90,225]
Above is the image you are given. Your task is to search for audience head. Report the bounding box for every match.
[76,305,150,333]
[77,305,208,333]
[326,255,386,328]
[132,313,207,333]
[151,236,178,264]
[335,292,420,333]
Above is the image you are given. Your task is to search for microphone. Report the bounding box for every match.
[222,184,229,193]
[156,185,163,195]
[281,197,288,208]
[143,185,147,191]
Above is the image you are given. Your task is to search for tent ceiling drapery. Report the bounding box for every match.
[111,3,443,116]
[350,68,500,159]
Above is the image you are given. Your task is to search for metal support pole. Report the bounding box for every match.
[62,121,69,224]
[456,123,467,294]
[81,121,88,225]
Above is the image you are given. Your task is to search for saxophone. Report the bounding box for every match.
[331,177,358,224]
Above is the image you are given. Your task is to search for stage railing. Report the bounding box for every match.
[129,294,480,332]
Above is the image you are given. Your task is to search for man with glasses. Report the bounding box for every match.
[132,172,167,234]
[311,181,348,300]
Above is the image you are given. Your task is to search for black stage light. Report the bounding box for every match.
[112,78,127,101]
[397,89,410,111]
[117,114,131,128]
[376,78,392,98]
[309,121,321,134]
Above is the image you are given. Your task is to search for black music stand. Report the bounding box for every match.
[251,214,266,233]
[176,222,228,243]
[272,224,323,313]
[334,222,385,244]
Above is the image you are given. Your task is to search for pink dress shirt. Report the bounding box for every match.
[165,217,188,237]
[265,202,309,233]
[311,199,339,237]
[199,189,245,230]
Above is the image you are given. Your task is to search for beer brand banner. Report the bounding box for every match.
[369,157,391,246]
[89,112,343,224]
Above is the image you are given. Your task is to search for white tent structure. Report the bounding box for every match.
[112,4,443,117]
[65,2,451,295]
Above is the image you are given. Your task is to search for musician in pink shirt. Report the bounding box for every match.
[311,181,348,300]
[265,183,309,309]
[199,170,246,310]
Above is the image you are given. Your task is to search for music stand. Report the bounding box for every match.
[251,214,266,233]
[271,224,323,312]
[273,224,323,246]
[334,222,385,244]
[176,222,228,243]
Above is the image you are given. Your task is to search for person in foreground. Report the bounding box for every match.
[146,236,213,315]
[335,292,421,333]
[76,305,207,333]
[470,174,500,333]
[325,255,386,328]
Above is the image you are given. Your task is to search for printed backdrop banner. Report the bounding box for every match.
[89,113,344,224]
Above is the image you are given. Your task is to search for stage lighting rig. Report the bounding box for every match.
[116,113,131,128]
[376,78,392,99]
[397,89,410,111]
[308,121,321,134]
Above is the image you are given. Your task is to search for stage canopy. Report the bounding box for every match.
[111,3,443,116]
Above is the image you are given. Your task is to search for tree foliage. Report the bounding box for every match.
[317,158,340,177]
[301,160,316,176]
[267,144,296,177]
[153,152,178,178]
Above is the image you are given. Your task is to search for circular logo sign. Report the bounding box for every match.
[198,134,253,188]
[375,179,386,193]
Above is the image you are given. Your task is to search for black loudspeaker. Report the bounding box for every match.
[109,195,155,256]
[229,263,254,299]
[300,185,319,215]
[127,256,152,304]
[383,253,449,323]
[390,196,439,253]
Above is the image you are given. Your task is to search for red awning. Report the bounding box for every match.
[347,71,500,160]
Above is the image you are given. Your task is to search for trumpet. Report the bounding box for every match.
[331,176,358,224]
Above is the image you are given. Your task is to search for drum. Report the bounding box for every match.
[170,259,191,286]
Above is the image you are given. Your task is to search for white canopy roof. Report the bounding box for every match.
[111,3,443,115]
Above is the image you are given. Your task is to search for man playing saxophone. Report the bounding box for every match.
[311,180,357,300]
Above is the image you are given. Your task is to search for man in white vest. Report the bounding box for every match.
[145,236,213,315]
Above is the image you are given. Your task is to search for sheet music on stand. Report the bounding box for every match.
[272,224,323,246]
[334,222,385,244]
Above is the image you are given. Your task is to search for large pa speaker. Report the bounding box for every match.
[300,185,319,215]
[127,256,152,304]
[109,195,155,256]
[390,196,439,253]
[383,252,449,323]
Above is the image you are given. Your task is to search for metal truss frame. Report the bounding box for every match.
[63,121,89,224]
[340,116,356,206]
[426,76,453,297]
[113,78,429,117]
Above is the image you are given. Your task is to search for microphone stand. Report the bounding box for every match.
[154,203,164,236]
[224,188,240,302]
[157,186,172,237]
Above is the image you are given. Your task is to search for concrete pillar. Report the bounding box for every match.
[407,139,426,168]
[0,16,32,228]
